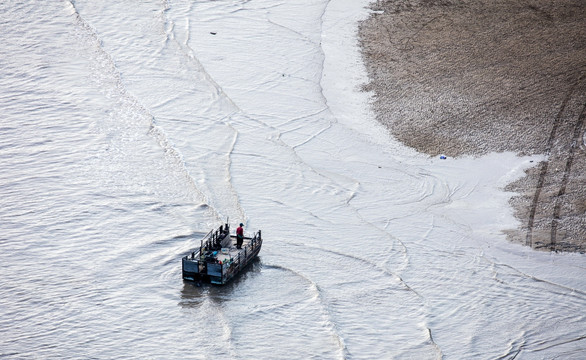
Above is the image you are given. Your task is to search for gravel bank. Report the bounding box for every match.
[358,0,586,251]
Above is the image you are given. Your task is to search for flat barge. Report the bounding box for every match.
[182,223,262,285]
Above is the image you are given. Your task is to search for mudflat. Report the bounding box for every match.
[359,0,585,251]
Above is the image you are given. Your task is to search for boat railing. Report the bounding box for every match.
[199,223,230,255]
[220,230,262,282]
[187,228,262,283]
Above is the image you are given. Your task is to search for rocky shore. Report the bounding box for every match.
[358,0,585,251]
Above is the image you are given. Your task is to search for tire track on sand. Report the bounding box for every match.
[550,102,586,250]
[525,77,582,247]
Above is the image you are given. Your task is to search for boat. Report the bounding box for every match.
[182,222,263,285]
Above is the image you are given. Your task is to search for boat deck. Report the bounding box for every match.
[182,224,262,284]
[214,236,254,264]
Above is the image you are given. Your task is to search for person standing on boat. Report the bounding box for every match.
[236,223,244,249]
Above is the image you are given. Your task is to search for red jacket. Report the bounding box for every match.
[236,226,243,237]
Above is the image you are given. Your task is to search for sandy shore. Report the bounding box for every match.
[358,0,586,252]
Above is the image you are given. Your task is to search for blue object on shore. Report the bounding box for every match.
[440,155,447,160]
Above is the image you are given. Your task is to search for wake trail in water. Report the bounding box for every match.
[66,0,221,223]
[262,263,348,359]
[158,1,251,224]
[280,239,444,357]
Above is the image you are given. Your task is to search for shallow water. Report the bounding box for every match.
[1,1,584,359]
